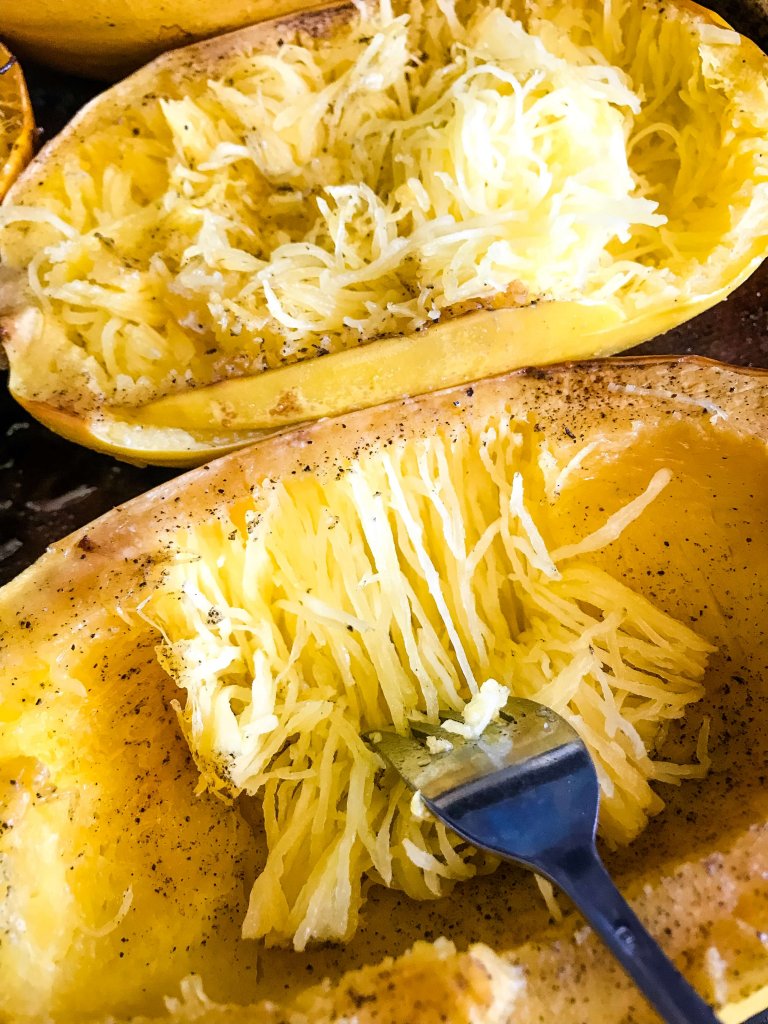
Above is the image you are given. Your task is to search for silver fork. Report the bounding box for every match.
[366,697,720,1024]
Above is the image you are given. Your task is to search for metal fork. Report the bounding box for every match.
[366,697,721,1024]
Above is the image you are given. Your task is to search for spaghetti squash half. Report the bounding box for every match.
[0,44,34,200]
[0,358,767,1022]
[0,0,766,464]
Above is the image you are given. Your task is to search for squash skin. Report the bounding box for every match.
[0,0,338,79]
[4,294,755,468]
[1,0,767,467]
[1,356,767,1022]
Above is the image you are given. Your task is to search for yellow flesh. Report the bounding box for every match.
[1,0,767,430]
[0,633,262,1019]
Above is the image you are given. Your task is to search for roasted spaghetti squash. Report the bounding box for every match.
[0,358,767,1022]
[0,44,33,201]
[0,0,766,464]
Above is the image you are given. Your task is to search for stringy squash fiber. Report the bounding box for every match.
[142,423,711,950]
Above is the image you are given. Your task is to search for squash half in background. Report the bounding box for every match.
[0,357,767,1023]
[0,0,340,79]
[0,43,34,200]
[0,0,766,465]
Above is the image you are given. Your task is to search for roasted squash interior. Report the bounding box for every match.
[142,416,711,951]
[1,0,766,417]
[1,396,767,1021]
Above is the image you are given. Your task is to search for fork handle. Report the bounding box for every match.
[542,845,721,1024]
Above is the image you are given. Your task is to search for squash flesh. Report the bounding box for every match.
[0,634,262,1019]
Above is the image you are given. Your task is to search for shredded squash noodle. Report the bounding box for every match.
[144,417,713,949]
[1,0,765,410]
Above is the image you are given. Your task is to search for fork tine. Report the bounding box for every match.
[406,709,463,736]
[365,697,581,801]
[405,720,445,740]
[365,718,524,797]
[364,730,450,792]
